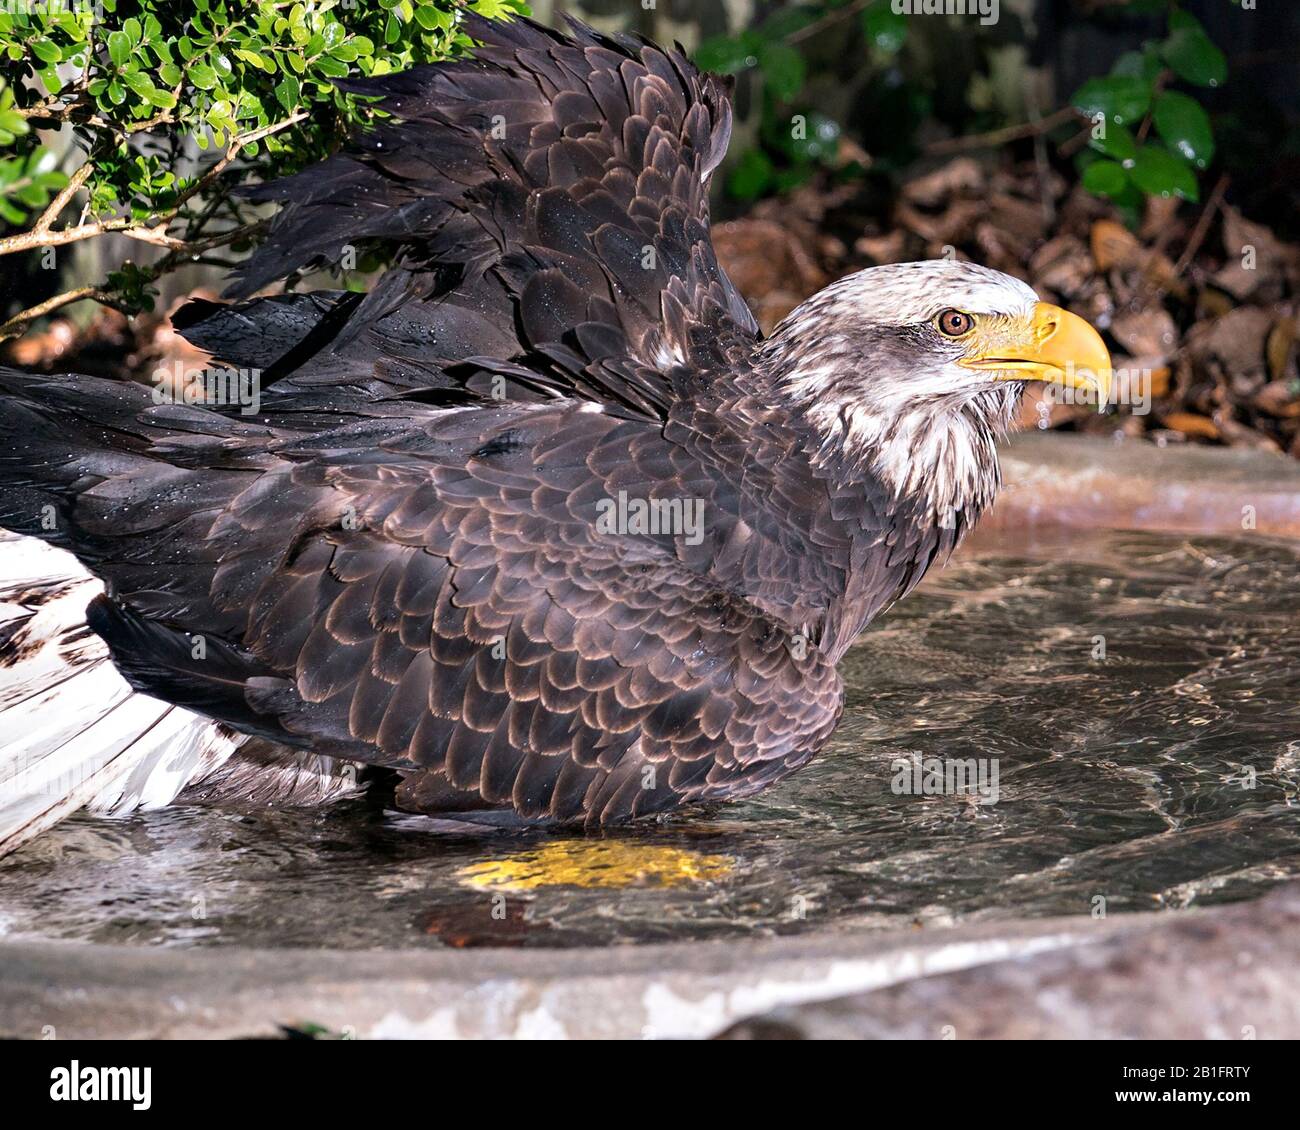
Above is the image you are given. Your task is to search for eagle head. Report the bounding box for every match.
[765,260,1111,524]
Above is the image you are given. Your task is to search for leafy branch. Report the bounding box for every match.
[1072,7,1225,216]
[0,0,527,342]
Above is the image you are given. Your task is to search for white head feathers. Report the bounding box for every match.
[763,261,1040,524]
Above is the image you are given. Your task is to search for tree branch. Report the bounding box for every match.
[925,106,1085,155]
[0,286,111,338]
[788,0,872,45]
[0,218,267,342]
[1171,173,1230,280]
[0,111,306,258]
[30,145,100,234]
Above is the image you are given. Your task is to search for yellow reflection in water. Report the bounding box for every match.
[457,839,732,891]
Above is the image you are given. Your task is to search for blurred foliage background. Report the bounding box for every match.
[558,0,1295,228]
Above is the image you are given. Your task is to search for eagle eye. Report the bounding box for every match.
[936,309,975,337]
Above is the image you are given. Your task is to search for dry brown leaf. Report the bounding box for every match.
[1147,366,1172,399]
[989,193,1049,244]
[1113,356,1172,400]
[1090,218,1181,295]
[1140,195,1181,242]
[712,218,826,334]
[5,319,74,367]
[1197,287,1236,319]
[1253,380,1300,418]
[1029,234,1092,299]
[901,157,984,208]
[854,229,908,265]
[975,221,1025,274]
[1212,206,1294,300]
[1214,414,1282,451]
[1186,306,1272,379]
[1112,307,1179,359]
[1090,219,1141,272]
[1159,411,1221,440]
[1266,315,1296,381]
[1015,386,1088,431]
[895,198,986,245]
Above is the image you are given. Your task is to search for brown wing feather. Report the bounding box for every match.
[187,403,843,825]
[180,14,753,423]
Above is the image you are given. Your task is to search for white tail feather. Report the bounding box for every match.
[0,532,241,857]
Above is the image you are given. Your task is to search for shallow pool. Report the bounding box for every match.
[2,529,1297,949]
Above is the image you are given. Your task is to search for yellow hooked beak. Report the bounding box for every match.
[958,302,1112,408]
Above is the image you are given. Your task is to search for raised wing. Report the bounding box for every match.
[178,14,758,421]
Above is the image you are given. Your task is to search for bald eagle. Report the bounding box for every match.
[0,15,1109,850]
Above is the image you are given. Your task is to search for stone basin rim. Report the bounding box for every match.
[0,904,1170,1040]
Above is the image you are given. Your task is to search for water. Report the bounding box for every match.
[2,529,1297,950]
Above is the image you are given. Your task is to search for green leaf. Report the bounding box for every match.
[1130,145,1199,202]
[694,35,757,76]
[30,37,61,65]
[1082,159,1128,198]
[1152,91,1214,167]
[773,166,813,194]
[274,73,300,114]
[758,42,805,102]
[189,62,218,90]
[760,8,818,40]
[1071,76,1151,128]
[233,48,267,71]
[1088,122,1136,162]
[786,112,841,164]
[107,30,131,67]
[470,0,514,17]
[862,1,908,55]
[16,181,49,208]
[1162,26,1226,88]
[414,5,451,31]
[1111,48,1162,83]
[726,148,773,201]
[124,71,156,99]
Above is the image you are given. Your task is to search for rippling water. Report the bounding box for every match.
[2,529,1297,949]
